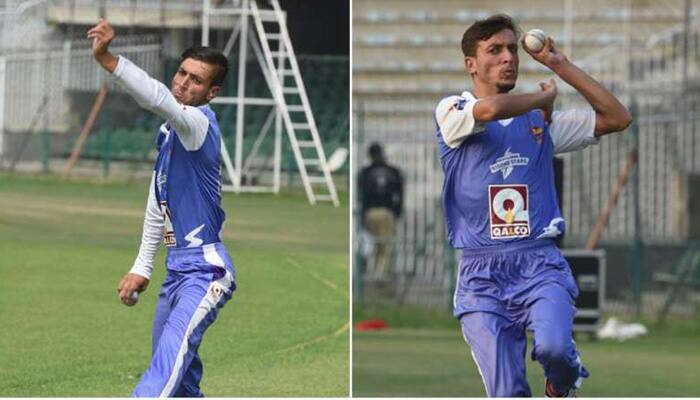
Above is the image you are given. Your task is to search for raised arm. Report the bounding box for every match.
[524,36,632,136]
[435,84,556,149]
[473,81,557,122]
[88,19,209,151]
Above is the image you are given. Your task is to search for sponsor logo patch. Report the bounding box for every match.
[160,201,176,247]
[488,184,530,239]
[489,147,529,179]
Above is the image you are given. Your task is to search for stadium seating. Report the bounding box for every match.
[353,0,692,105]
[351,0,700,162]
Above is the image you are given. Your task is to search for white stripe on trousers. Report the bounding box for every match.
[158,270,232,397]
[461,326,490,397]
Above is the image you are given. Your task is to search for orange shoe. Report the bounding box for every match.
[545,379,576,397]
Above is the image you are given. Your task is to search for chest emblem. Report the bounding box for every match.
[489,147,529,179]
[531,126,544,144]
[488,184,530,239]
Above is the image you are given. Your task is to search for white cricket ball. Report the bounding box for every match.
[128,291,139,306]
[524,29,546,52]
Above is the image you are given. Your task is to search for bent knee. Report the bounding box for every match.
[534,336,573,363]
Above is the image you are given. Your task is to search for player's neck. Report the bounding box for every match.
[471,81,510,98]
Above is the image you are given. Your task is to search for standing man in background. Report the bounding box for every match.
[89,19,237,397]
[358,142,404,278]
[435,15,631,397]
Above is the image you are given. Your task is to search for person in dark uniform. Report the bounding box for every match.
[358,143,403,278]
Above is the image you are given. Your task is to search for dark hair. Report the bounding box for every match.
[461,14,520,57]
[368,142,384,160]
[179,46,229,87]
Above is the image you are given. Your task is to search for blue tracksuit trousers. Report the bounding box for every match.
[133,243,236,397]
[454,240,588,397]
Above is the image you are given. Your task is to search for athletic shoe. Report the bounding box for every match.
[545,378,577,397]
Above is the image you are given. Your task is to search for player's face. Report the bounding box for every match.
[171,58,220,106]
[466,29,519,93]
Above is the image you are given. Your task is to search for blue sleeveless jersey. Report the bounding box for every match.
[437,109,565,249]
[154,105,225,249]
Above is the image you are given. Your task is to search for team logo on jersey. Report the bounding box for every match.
[489,148,529,179]
[488,184,530,239]
[531,126,544,144]
[448,98,467,111]
[185,224,205,247]
[536,217,565,239]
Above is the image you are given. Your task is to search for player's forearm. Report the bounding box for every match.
[130,235,159,280]
[474,92,552,122]
[552,60,632,134]
[94,51,118,74]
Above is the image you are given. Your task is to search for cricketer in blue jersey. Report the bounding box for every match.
[89,20,237,397]
[435,15,631,397]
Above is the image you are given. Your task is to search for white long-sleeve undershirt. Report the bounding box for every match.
[111,56,212,279]
[129,172,164,279]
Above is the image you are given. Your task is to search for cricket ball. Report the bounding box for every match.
[128,291,139,306]
[524,29,546,52]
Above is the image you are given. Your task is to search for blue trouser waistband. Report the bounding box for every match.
[166,242,225,256]
[164,242,235,280]
[460,239,555,258]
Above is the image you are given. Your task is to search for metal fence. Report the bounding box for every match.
[0,35,162,175]
[0,36,162,133]
[354,99,456,307]
[554,90,700,245]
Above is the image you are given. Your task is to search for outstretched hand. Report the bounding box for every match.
[521,36,568,71]
[87,19,118,73]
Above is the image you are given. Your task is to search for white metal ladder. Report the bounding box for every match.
[249,0,339,206]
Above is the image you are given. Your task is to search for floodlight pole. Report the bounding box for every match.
[0,57,5,163]
[234,0,249,190]
[563,0,573,58]
[682,0,690,89]
[202,0,210,46]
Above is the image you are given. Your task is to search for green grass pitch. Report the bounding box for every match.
[0,174,349,396]
[353,315,700,397]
